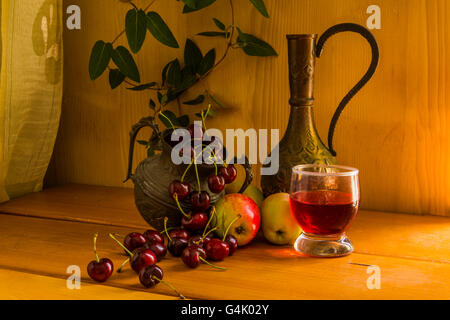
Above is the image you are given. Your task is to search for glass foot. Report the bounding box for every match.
[294,232,353,258]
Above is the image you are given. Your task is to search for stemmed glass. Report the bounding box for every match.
[289,164,360,257]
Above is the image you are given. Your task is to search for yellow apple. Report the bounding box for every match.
[225,181,264,207]
[261,193,302,245]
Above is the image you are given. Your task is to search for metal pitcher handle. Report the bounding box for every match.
[316,23,380,156]
[124,116,161,182]
[231,155,254,194]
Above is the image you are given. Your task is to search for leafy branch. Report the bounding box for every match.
[89,0,277,156]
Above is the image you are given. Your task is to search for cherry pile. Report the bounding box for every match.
[87,117,242,298]
[86,207,242,298]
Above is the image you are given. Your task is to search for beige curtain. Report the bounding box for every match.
[0,0,62,202]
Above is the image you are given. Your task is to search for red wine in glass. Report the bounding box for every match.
[289,190,359,235]
[289,164,360,257]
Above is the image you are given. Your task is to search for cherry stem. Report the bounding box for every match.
[159,227,177,234]
[202,227,218,239]
[180,161,193,182]
[117,257,130,273]
[173,194,190,218]
[222,214,242,241]
[200,104,211,131]
[112,233,125,238]
[202,206,216,237]
[163,217,172,242]
[158,111,176,130]
[152,276,185,299]
[199,257,227,271]
[193,156,201,191]
[109,233,134,257]
[93,233,100,263]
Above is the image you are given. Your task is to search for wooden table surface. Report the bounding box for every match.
[0,184,449,300]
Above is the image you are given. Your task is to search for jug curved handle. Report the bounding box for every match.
[124,116,161,183]
[316,23,379,156]
[230,155,254,194]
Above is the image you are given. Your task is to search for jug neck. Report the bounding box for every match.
[287,34,317,106]
[283,105,322,144]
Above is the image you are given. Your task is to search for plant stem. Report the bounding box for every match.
[152,276,185,299]
[199,257,227,270]
[158,111,176,130]
[117,257,130,273]
[112,0,157,45]
[109,233,134,256]
[174,194,190,218]
[163,217,172,241]
[202,226,218,239]
[93,233,100,263]
[222,214,241,241]
[181,161,193,182]
[202,206,216,237]
[197,0,235,81]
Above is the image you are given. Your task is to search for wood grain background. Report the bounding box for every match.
[47,0,450,216]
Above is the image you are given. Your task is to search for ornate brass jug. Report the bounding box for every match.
[262,23,379,197]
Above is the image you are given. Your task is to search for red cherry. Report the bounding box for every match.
[207,174,225,194]
[205,238,230,261]
[169,229,190,240]
[181,245,206,268]
[169,180,191,200]
[190,191,210,211]
[219,165,238,184]
[187,124,204,141]
[123,232,147,254]
[139,265,163,288]
[181,212,208,232]
[87,258,113,282]
[188,235,204,247]
[225,235,238,256]
[202,235,214,249]
[143,230,164,245]
[130,248,157,273]
[144,242,167,261]
[167,237,189,257]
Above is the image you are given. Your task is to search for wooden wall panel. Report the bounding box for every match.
[49,0,450,216]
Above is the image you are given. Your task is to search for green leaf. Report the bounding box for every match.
[109,69,125,89]
[196,108,216,118]
[137,140,149,146]
[89,41,113,80]
[167,59,182,86]
[157,91,163,103]
[184,39,203,73]
[197,31,228,38]
[213,18,226,30]
[183,0,216,13]
[171,68,197,95]
[182,0,197,9]
[125,9,147,53]
[183,94,205,105]
[198,49,215,75]
[111,46,141,82]
[162,60,175,86]
[248,0,269,18]
[149,99,156,110]
[147,148,155,157]
[237,30,277,57]
[146,12,179,48]
[177,115,190,127]
[126,82,157,91]
[158,110,179,128]
[209,93,226,108]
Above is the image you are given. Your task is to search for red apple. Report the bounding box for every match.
[211,194,261,246]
